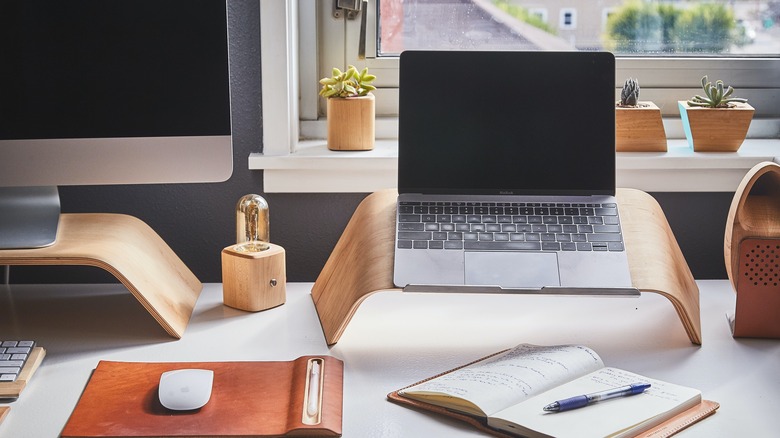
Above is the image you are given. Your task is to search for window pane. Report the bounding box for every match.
[378,0,780,56]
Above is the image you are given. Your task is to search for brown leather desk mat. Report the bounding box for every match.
[62,356,343,437]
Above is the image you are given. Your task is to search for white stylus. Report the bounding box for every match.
[307,361,321,417]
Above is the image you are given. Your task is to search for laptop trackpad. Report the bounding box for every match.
[464,252,560,289]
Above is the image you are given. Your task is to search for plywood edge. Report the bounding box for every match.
[312,190,399,345]
[313,188,702,345]
[725,162,780,292]
[0,214,201,338]
[0,347,46,399]
[617,188,701,344]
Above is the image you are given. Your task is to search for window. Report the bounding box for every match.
[257,1,780,192]
[603,8,617,31]
[306,0,779,127]
[530,8,549,24]
[560,8,577,30]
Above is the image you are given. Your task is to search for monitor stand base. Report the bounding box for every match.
[0,186,60,249]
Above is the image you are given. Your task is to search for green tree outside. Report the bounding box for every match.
[605,1,664,52]
[605,1,736,53]
[493,0,557,35]
[674,3,735,52]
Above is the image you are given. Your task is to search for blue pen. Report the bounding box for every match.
[543,382,651,412]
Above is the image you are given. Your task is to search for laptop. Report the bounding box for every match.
[393,50,636,295]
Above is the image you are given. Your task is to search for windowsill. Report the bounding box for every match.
[250,139,780,193]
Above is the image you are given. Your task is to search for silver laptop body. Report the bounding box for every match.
[393,51,635,295]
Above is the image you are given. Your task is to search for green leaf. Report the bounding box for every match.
[321,88,338,98]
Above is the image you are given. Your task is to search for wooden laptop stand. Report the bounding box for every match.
[312,188,701,345]
[0,213,201,338]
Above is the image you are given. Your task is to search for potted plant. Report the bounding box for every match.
[319,65,377,151]
[615,78,667,152]
[678,76,754,152]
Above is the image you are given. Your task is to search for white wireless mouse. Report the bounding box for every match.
[158,369,214,411]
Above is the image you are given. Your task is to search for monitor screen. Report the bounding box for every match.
[0,0,233,187]
[0,0,232,249]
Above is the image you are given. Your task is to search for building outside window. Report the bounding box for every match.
[559,8,577,30]
[371,0,779,56]
[306,0,780,126]
[261,1,780,167]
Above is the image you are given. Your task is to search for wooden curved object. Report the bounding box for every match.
[312,188,701,345]
[0,213,201,338]
[725,162,780,290]
[724,161,780,338]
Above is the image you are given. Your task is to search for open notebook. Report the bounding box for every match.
[394,50,634,294]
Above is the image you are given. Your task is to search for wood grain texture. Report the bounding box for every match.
[61,357,343,437]
[618,189,701,344]
[312,189,702,345]
[221,243,286,312]
[311,190,398,344]
[724,161,780,292]
[615,102,667,152]
[326,95,375,151]
[723,162,780,338]
[678,101,754,152]
[0,406,8,425]
[0,347,46,399]
[0,214,201,338]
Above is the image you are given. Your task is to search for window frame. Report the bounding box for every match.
[256,0,780,193]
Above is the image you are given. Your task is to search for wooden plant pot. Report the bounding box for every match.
[615,101,667,152]
[724,161,780,338]
[678,101,754,152]
[326,94,375,151]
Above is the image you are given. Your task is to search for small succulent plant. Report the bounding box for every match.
[619,78,640,106]
[687,75,748,108]
[319,65,376,98]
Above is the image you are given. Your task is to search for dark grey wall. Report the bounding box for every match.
[7,1,732,284]
[650,192,732,279]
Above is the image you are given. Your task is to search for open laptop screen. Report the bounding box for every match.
[398,51,616,196]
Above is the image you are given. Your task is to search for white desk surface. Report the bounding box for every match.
[1,280,778,437]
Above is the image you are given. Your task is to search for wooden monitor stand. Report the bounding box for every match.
[0,213,201,338]
[311,188,702,346]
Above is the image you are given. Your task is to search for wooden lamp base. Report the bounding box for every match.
[221,243,286,312]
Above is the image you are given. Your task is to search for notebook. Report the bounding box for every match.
[394,50,635,294]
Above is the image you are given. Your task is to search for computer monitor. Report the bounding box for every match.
[0,0,233,249]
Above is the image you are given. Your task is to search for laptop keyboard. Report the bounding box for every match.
[397,201,624,252]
